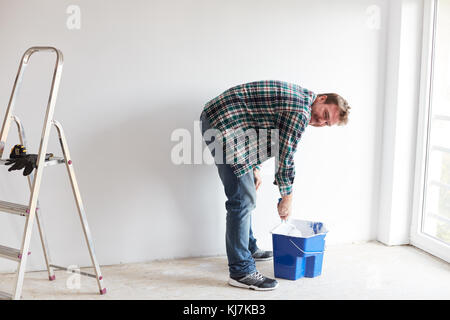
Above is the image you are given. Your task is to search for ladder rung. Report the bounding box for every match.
[0,200,29,216]
[0,244,29,262]
[45,157,66,167]
[0,290,12,300]
[50,264,98,279]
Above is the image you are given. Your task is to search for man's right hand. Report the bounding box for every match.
[278,194,293,220]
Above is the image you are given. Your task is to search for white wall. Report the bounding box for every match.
[0,0,388,272]
[377,0,424,245]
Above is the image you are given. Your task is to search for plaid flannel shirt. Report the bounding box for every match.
[203,80,316,196]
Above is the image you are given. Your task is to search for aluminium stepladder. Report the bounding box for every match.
[0,47,106,300]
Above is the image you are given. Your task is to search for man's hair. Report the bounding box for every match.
[317,93,351,126]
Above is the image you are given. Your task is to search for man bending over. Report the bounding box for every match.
[200,80,350,290]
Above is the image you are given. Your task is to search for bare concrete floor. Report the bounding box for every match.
[0,241,449,300]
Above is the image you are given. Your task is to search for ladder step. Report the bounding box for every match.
[0,157,65,167]
[0,244,30,262]
[0,200,29,216]
[0,291,12,300]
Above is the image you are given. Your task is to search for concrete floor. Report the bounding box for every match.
[0,241,449,300]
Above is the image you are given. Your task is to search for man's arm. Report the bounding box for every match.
[274,112,307,219]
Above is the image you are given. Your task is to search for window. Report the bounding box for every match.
[411,0,450,262]
[422,0,450,244]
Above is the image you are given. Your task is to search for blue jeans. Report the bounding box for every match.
[200,111,258,278]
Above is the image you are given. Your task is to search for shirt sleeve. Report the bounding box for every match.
[274,112,307,196]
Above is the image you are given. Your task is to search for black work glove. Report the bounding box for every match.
[5,154,38,176]
[5,153,53,176]
[5,144,53,176]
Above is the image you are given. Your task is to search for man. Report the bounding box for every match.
[200,80,350,290]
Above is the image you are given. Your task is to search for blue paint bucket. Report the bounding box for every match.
[271,219,328,280]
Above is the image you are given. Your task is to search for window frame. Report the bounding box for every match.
[410,0,450,262]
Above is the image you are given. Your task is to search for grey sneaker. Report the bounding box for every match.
[228,271,279,291]
[252,249,273,261]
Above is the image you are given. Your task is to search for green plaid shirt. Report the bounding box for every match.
[203,80,316,196]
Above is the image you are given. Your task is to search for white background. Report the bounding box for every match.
[0,0,395,272]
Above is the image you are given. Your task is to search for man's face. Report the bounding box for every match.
[309,96,341,127]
